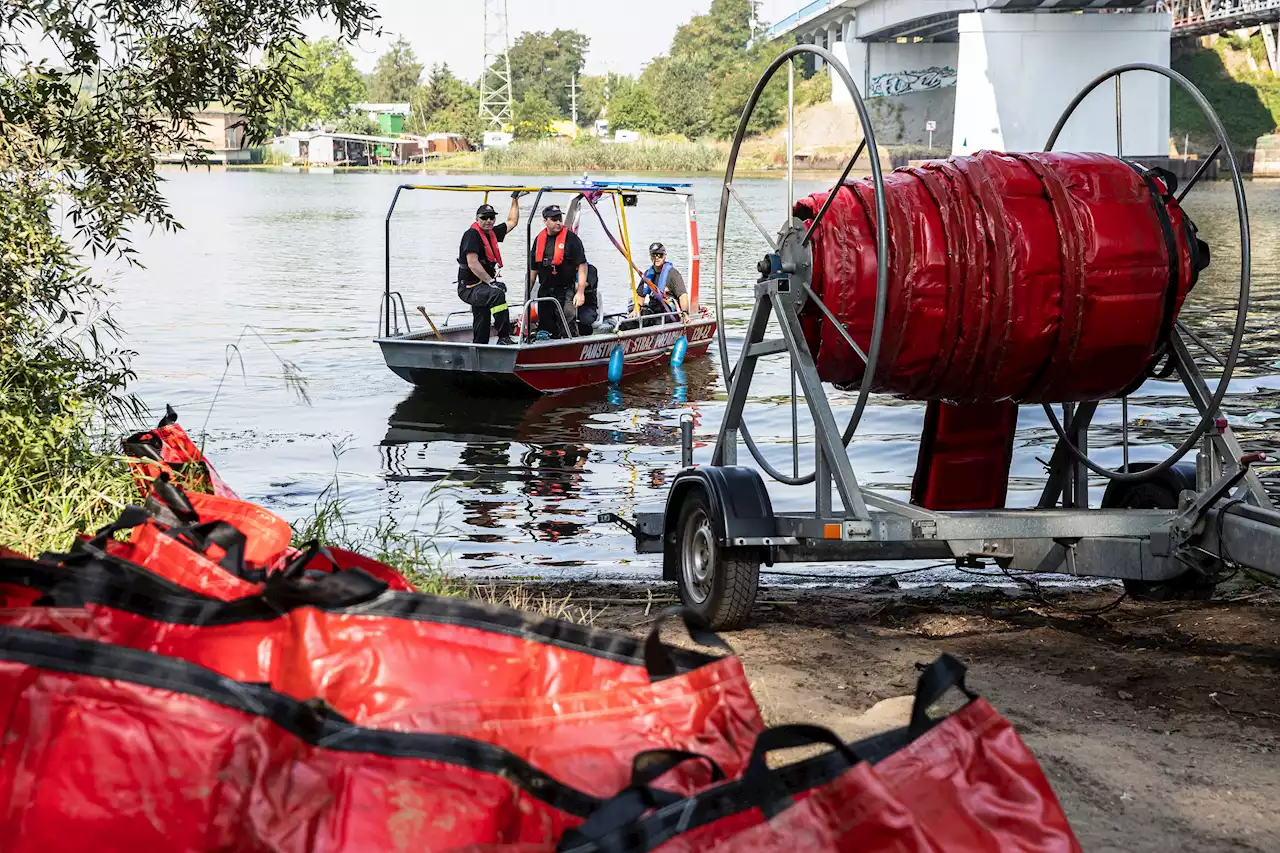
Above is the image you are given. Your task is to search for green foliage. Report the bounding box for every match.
[481,140,722,172]
[641,57,713,138]
[600,0,797,141]
[1171,42,1280,151]
[336,112,380,135]
[502,29,589,118]
[578,74,611,125]
[405,63,485,144]
[607,82,663,134]
[367,35,423,103]
[0,1,376,549]
[275,38,370,131]
[513,91,557,140]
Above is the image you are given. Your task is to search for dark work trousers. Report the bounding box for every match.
[577,304,599,334]
[460,281,512,344]
[536,285,579,338]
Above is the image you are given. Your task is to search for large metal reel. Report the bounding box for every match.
[714,43,889,485]
[1041,63,1251,485]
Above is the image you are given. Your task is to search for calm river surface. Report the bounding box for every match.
[110,169,1280,584]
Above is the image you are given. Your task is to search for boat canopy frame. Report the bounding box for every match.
[381,180,701,338]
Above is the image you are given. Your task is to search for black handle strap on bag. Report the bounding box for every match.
[259,548,390,610]
[908,653,977,738]
[556,750,725,851]
[144,472,200,527]
[743,724,862,820]
[643,606,733,680]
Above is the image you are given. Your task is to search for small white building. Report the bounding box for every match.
[270,130,407,165]
[482,131,513,149]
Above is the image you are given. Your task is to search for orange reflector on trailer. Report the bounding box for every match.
[823,524,842,540]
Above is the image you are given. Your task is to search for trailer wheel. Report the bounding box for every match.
[1102,463,1218,601]
[674,488,760,630]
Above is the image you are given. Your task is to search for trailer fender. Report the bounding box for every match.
[662,467,775,581]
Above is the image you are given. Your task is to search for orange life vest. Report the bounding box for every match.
[534,228,568,270]
[470,221,503,267]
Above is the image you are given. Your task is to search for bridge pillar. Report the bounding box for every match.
[952,11,1171,156]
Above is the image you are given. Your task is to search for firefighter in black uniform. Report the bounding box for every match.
[528,204,589,339]
[457,193,523,345]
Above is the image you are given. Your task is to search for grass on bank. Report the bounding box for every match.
[0,438,136,558]
[288,476,600,624]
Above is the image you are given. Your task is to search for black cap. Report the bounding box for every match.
[648,242,666,255]
[476,203,497,218]
[542,205,564,220]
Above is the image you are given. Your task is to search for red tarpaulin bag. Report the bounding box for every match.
[559,656,1081,853]
[143,473,294,569]
[0,556,761,797]
[0,626,598,852]
[122,404,238,498]
[873,659,1082,853]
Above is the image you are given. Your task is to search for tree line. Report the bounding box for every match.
[275,0,826,143]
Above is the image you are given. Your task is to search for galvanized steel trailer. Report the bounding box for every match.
[602,51,1280,630]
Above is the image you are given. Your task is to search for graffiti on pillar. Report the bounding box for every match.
[868,66,958,98]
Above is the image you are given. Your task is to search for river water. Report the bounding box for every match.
[111,169,1280,585]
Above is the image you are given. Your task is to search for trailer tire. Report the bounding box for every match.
[674,488,760,631]
[1102,462,1218,602]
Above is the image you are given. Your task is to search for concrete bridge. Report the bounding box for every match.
[765,1,1277,154]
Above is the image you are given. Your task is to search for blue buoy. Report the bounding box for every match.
[670,335,688,367]
[607,344,625,384]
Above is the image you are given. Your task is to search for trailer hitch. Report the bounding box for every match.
[1169,452,1268,551]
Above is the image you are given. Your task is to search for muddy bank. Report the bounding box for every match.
[520,580,1280,852]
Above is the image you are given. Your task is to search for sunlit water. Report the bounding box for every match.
[109,168,1280,586]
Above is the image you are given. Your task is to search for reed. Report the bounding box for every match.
[481,140,724,173]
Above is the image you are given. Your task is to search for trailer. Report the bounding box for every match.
[601,49,1280,630]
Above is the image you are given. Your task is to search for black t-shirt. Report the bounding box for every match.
[529,229,587,292]
[457,222,509,288]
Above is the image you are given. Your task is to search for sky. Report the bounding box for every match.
[306,0,799,81]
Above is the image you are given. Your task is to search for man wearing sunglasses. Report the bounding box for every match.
[528,204,589,339]
[457,193,523,345]
[636,242,689,321]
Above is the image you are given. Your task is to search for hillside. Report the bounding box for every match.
[1172,34,1280,151]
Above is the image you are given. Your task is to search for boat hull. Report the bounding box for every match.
[377,317,716,395]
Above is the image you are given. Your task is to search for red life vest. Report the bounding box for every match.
[470,221,503,267]
[534,228,568,270]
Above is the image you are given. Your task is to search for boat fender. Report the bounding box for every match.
[671,335,688,367]
[608,344,625,384]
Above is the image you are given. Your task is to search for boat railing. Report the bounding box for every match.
[521,297,574,340]
[443,311,471,327]
[608,310,687,332]
[379,291,412,336]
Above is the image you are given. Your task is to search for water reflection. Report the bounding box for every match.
[380,359,720,573]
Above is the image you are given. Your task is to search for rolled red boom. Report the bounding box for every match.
[796,151,1209,404]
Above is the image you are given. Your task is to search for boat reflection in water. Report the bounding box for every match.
[379,359,719,574]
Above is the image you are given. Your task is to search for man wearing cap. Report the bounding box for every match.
[636,242,690,320]
[528,204,589,338]
[457,193,523,345]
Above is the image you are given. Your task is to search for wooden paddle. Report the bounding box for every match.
[417,305,445,341]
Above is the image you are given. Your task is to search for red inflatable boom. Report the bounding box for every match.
[796,151,1208,404]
